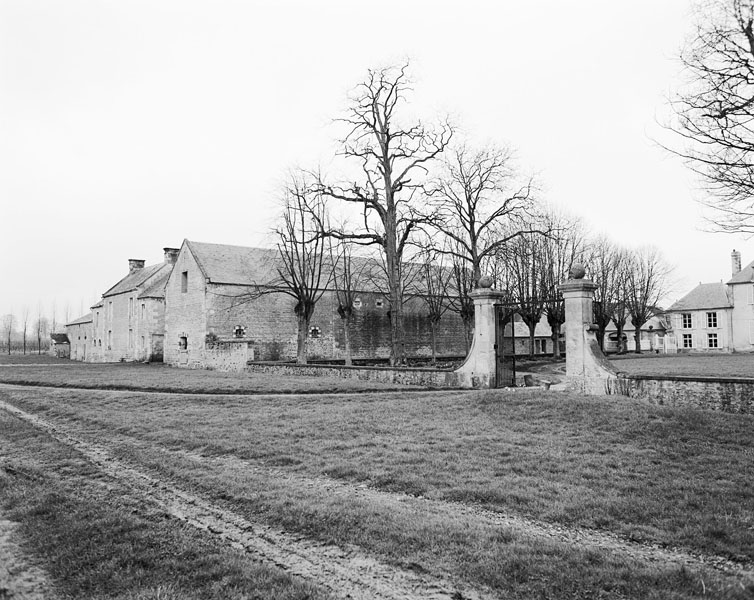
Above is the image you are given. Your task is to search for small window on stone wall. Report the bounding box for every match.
[179,336,188,350]
[375,299,384,308]
[233,325,246,338]
[309,326,321,339]
[353,297,362,309]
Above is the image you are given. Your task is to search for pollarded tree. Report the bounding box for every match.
[669,0,754,233]
[320,63,453,365]
[624,247,673,354]
[584,237,629,352]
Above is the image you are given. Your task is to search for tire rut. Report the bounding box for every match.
[0,398,491,600]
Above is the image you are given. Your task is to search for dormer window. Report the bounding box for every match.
[233,325,246,338]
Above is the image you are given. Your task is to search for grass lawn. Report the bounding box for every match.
[0,355,422,393]
[609,352,754,378]
[2,384,752,599]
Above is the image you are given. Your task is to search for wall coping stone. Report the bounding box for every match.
[620,373,754,384]
[248,360,455,374]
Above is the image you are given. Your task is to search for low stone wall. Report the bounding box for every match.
[204,342,255,372]
[247,361,460,388]
[607,374,754,414]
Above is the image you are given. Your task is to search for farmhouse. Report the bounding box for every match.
[663,250,754,352]
[66,313,92,360]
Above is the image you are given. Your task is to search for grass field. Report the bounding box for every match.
[0,355,421,393]
[1,360,753,599]
[609,352,754,378]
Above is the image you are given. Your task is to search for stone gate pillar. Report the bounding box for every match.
[557,266,618,394]
[454,277,507,388]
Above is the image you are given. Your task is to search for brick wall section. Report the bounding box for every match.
[608,375,754,414]
[247,362,460,387]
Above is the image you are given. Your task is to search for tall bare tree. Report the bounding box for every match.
[668,0,754,233]
[413,246,453,365]
[624,247,672,354]
[328,239,369,366]
[2,313,14,355]
[426,144,537,282]
[34,304,49,355]
[274,175,331,364]
[320,64,452,365]
[21,305,29,355]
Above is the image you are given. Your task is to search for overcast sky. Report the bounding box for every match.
[0,0,747,323]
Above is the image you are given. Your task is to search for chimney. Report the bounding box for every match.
[732,249,742,276]
[163,247,180,265]
[128,259,145,274]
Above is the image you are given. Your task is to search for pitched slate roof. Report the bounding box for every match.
[66,313,93,326]
[186,241,281,285]
[138,269,171,299]
[727,259,754,284]
[666,282,732,311]
[103,262,172,297]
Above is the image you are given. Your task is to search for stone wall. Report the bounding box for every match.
[606,375,754,414]
[204,341,254,371]
[247,362,460,387]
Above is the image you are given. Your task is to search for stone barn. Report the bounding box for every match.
[163,239,468,368]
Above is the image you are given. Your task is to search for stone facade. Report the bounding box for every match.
[163,240,468,368]
[66,314,92,361]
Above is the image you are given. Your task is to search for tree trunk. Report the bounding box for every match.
[596,327,606,352]
[550,323,561,359]
[342,314,352,366]
[430,320,437,366]
[528,323,536,358]
[296,313,309,364]
[634,329,642,354]
[37,334,42,355]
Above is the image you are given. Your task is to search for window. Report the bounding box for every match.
[233,325,246,338]
[309,326,321,339]
[129,297,134,317]
[375,299,384,308]
[107,330,112,350]
[179,336,188,350]
[682,333,693,348]
[706,312,718,328]
[708,333,718,348]
[681,313,692,329]
[353,297,362,309]
[128,329,134,349]
[750,321,754,344]
[749,285,754,305]
[534,339,547,354]
[141,303,146,320]
[181,271,188,293]
[95,311,99,328]
[98,339,102,347]
[140,336,145,350]
[108,301,113,320]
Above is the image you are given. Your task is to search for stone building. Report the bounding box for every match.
[77,248,179,362]
[663,249,754,352]
[163,239,469,368]
[66,313,92,360]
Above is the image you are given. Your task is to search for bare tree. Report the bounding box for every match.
[624,247,673,354]
[274,175,331,364]
[21,305,29,355]
[328,239,369,366]
[667,0,754,233]
[584,238,629,352]
[34,303,49,355]
[446,246,476,351]
[426,143,537,283]
[540,209,585,358]
[2,313,14,355]
[505,233,548,357]
[320,63,452,365]
[413,245,453,365]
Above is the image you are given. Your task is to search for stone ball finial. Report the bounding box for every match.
[477,275,494,288]
[569,264,586,280]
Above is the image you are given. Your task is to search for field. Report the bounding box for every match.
[609,352,754,378]
[0,357,753,599]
